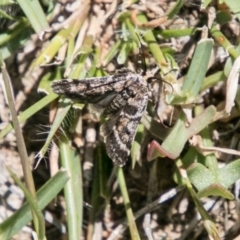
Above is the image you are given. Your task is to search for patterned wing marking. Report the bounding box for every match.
[101,82,148,166]
[51,69,148,166]
[51,71,139,104]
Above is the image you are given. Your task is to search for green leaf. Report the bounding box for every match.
[141,114,169,141]
[200,71,225,92]
[197,184,234,200]
[218,159,240,189]
[181,38,213,99]
[181,147,206,169]
[148,140,176,160]
[187,162,234,199]
[216,10,232,24]
[186,159,240,200]
[187,162,216,191]
[161,106,216,159]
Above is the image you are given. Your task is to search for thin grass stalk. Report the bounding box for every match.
[117,167,141,240]
[0,54,42,237]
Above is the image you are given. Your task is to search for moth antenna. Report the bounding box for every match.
[148,76,174,94]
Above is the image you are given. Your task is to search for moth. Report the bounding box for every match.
[51,68,149,166]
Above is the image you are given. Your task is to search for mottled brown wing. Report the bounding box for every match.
[51,71,136,105]
[100,82,148,166]
[51,70,148,166]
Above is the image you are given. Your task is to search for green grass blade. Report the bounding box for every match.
[0,169,69,240]
[0,53,39,234]
[200,71,225,92]
[210,24,239,59]
[0,19,29,46]
[154,28,198,38]
[0,93,58,139]
[7,167,46,240]
[117,41,133,64]
[182,38,213,99]
[36,98,72,159]
[59,130,83,240]
[16,0,50,38]
[102,39,121,66]
[117,167,140,240]
[167,0,184,19]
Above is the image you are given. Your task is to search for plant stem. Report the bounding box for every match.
[0,55,41,237]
